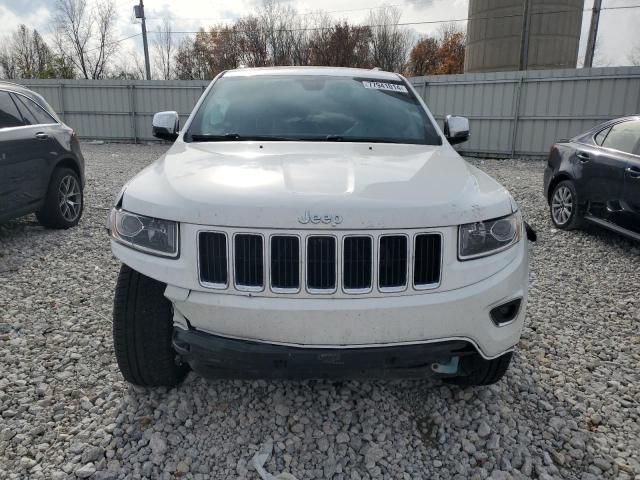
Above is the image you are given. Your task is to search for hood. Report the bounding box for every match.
[121,141,514,229]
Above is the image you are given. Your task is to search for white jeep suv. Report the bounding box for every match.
[108,67,530,387]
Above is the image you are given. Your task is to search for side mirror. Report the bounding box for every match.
[444,115,470,145]
[152,111,179,141]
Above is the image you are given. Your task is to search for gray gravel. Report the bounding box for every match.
[0,143,639,480]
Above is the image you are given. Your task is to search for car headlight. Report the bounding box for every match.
[109,209,179,258]
[458,213,521,260]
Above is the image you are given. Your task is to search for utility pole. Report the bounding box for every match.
[518,0,531,70]
[134,0,152,80]
[584,0,602,68]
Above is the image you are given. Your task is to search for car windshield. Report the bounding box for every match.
[185,74,442,145]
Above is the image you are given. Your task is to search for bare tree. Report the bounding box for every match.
[0,46,17,79]
[368,6,411,72]
[259,0,297,66]
[287,15,312,66]
[153,17,174,80]
[110,49,146,79]
[236,16,268,68]
[308,15,372,68]
[53,0,118,79]
[0,25,73,79]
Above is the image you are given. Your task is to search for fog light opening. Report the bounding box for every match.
[490,298,522,326]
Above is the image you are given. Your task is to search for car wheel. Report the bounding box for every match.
[550,180,583,230]
[444,351,513,387]
[113,264,189,387]
[36,167,84,229]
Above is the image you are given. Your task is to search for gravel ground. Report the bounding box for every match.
[0,143,638,480]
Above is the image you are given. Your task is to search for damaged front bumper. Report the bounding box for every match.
[172,328,478,379]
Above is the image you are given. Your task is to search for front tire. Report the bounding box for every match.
[113,264,189,387]
[550,180,583,230]
[36,167,84,229]
[445,352,513,387]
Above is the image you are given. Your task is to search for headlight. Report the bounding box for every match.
[109,209,179,258]
[458,213,521,260]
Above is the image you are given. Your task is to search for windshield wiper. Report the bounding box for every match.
[324,135,399,144]
[190,133,301,142]
[325,135,344,141]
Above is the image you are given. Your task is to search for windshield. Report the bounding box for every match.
[185,74,442,145]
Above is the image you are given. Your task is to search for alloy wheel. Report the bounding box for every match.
[58,175,82,222]
[551,185,573,225]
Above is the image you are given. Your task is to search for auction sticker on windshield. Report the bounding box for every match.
[362,81,408,93]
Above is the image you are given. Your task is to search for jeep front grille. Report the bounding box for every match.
[198,230,442,295]
[343,236,373,291]
[414,233,442,287]
[379,235,408,290]
[198,232,227,286]
[234,234,264,289]
[307,236,337,291]
[270,235,300,291]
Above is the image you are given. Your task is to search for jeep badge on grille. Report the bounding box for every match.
[298,210,343,226]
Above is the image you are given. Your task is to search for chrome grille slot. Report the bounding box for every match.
[307,236,336,291]
[343,236,372,291]
[378,235,408,290]
[271,236,300,291]
[414,234,442,287]
[234,234,263,289]
[198,232,228,287]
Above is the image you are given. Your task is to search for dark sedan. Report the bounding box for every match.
[544,116,640,241]
[0,81,85,228]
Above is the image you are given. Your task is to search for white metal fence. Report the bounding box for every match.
[409,66,640,157]
[14,66,640,157]
[12,79,209,143]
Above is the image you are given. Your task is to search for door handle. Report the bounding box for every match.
[626,167,640,178]
[35,132,49,140]
[576,151,590,162]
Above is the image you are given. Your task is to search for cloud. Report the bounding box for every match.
[1,0,637,69]
[1,0,50,17]
[0,3,52,35]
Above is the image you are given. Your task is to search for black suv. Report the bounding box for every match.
[0,81,85,228]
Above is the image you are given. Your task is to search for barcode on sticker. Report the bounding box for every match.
[362,81,408,93]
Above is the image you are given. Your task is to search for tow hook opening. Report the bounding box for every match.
[490,298,522,326]
[431,356,460,375]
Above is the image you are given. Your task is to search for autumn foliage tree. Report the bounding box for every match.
[174,5,411,79]
[405,24,466,76]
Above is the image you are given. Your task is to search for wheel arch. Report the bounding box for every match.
[53,157,82,185]
[547,172,574,204]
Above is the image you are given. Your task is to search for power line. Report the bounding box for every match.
[84,32,142,53]
[145,4,404,22]
[147,4,640,36]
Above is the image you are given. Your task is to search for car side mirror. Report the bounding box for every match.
[444,115,470,145]
[152,111,179,141]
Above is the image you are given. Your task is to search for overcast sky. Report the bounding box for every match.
[1,0,639,70]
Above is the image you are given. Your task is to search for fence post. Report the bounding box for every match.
[510,75,524,158]
[58,83,65,122]
[128,84,137,144]
[421,79,429,102]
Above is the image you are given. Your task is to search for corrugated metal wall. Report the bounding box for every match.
[13,67,640,157]
[409,66,640,157]
[13,79,209,142]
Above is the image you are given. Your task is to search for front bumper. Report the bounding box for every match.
[164,237,528,359]
[173,328,475,379]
